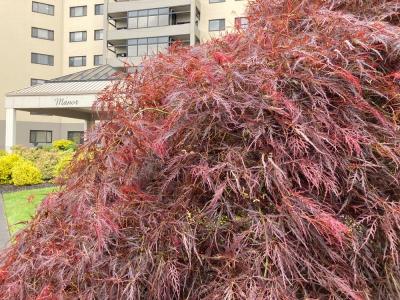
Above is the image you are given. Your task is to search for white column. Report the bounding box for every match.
[5,108,16,152]
[84,119,95,131]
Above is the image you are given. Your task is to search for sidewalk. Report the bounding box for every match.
[0,193,10,249]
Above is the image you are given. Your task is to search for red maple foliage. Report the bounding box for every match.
[1,0,400,299]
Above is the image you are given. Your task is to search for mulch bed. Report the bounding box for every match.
[0,183,57,194]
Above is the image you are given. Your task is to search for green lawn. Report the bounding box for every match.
[3,187,56,235]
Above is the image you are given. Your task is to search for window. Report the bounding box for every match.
[69,31,87,42]
[210,0,225,3]
[94,29,103,40]
[235,17,249,29]
[31,27,54,40]
[31,78,46,86]
[30,130,52,144]
[94,55,103,66]
[209,19,225,31]
[70,6,87,17]
[95,4,104,15]
[69,56,86,67]
[31,53,54,66]
[68,131,84,144]
[128,36,170,57]
[128,8,170,29]
[32,1,54,15]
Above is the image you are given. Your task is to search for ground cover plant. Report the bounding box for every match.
[1,0,400,298]
[2,187,56,235]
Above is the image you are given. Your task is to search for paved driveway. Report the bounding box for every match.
[0,193,10,249]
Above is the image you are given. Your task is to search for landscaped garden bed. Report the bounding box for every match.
[0,139,76,188]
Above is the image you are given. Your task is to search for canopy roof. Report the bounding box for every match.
[7,65,121,97]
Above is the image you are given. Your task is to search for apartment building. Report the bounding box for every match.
[0,0,104,149]
[2,0,249,150]
[104,0,248,68]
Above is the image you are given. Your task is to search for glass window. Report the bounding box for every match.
[68,131,84,144]
[158,36,169,43]
[94,55,103,66]
[94,29,103,40]
[69,31,87,42]
[32,2,54,15]
[31,78,46,86]
[30,130,52,144]
[148,15,158,27]
[235,17,249,29]
[128,45,138,57]
[159,8,169,15]
[148,9,158,16]
[31,53,54,66]
[128,17,138,29]
[127,8,171,29]
[138,45,147,57]
[159,14,169,26]
[209,19,225,31]
[95,4,103,15]
[138,15,148,28]
[31,27,54,40]
[127,37,170,57]
[128,11,138,17]
[69,56,86,67]
[70,6,87,17]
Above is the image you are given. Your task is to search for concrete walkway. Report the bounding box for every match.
[0,193,10,249]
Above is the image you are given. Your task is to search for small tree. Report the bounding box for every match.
[1,0,400,298]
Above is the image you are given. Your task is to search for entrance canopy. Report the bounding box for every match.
[4,65,121,151]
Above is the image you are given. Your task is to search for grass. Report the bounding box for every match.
[2,187,56,235]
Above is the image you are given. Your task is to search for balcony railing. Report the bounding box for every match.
[109,39,190,58]
[108,10,191,30]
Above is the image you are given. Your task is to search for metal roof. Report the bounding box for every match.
[7,81,112,97]
[50,65,119,82]
[7,65,122,97]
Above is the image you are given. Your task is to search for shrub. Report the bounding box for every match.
[12,145,72,180]
[15,146,61,180]
[53,152,74,178]
[0,154,22,184]
[11,160,42,186]
[1,0,400,299]
[52,139,76,151]
[0,150,6,157]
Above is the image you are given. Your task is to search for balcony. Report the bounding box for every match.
[107,34,190,68]
[108,0,192,14]
[108,6,192,40]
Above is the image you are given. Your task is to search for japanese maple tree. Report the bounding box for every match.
[1,0,400,299]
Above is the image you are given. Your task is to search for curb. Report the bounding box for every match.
[0,192,10,250]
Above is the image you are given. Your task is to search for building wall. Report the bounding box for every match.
[197,0,248,42]
[62,0,105,74]
[0,0,103,150]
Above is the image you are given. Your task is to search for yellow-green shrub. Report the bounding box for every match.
[11,160,42,186]
[0,150,6,157]
[52,139,76,151]
[0,154,22,184]
[54,152,74,178]
[13,146,60,180]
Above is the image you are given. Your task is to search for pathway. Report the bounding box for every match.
[0,193,10,250]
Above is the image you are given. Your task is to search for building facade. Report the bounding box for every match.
[104,0,248,68]
[2,0,249,150]
[0,0,104,149]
